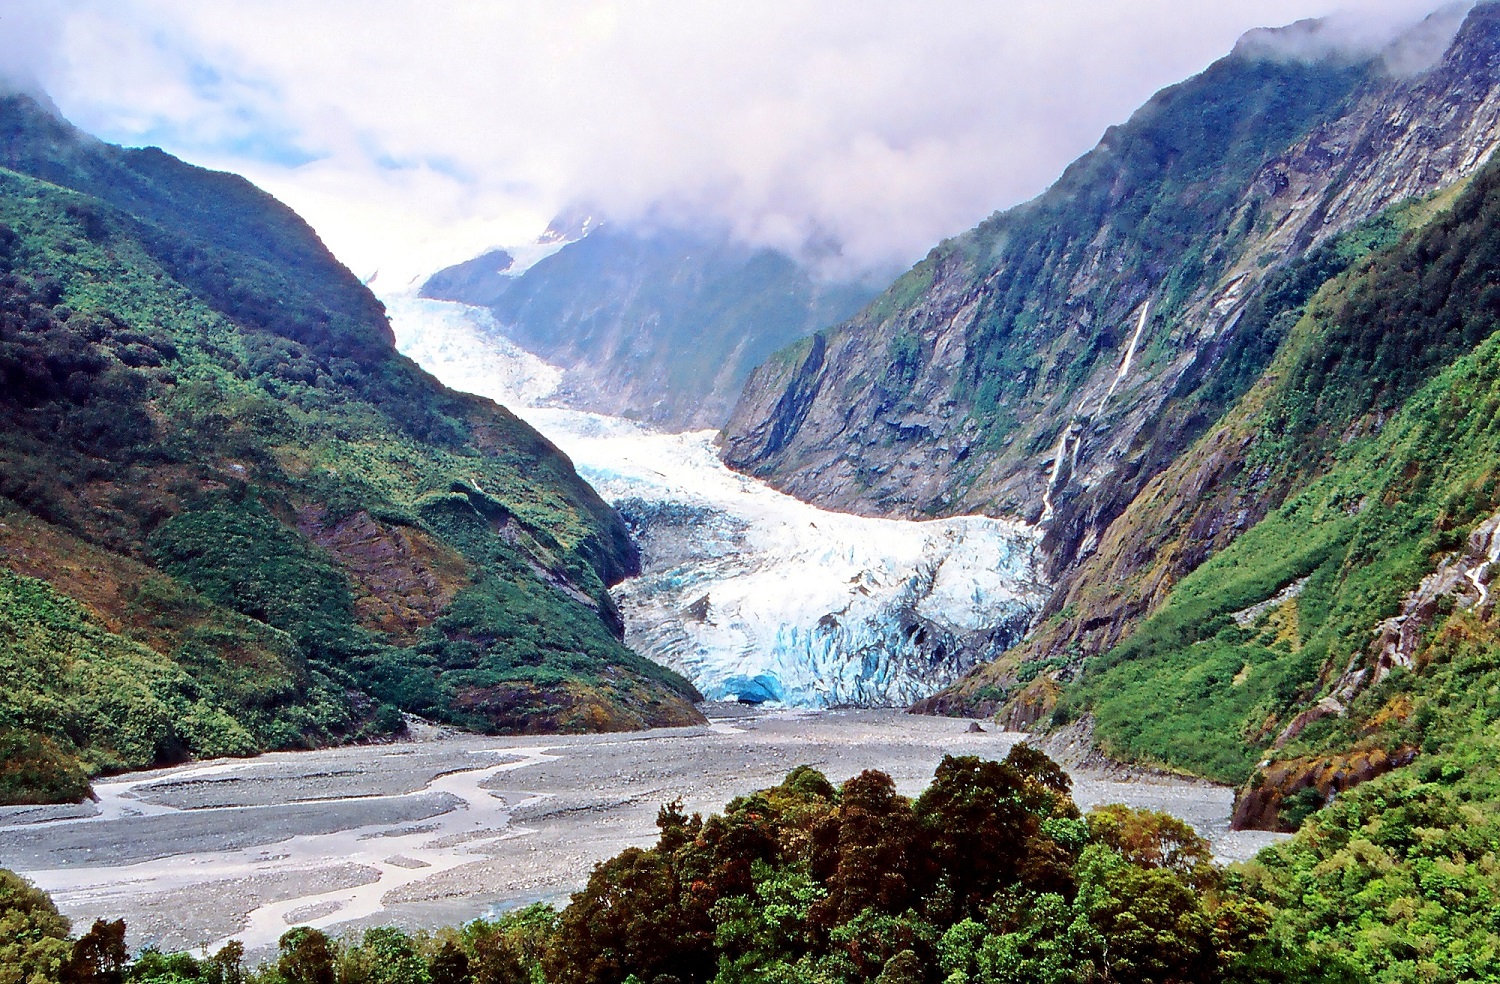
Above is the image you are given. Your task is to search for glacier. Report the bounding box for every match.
[385,294,1047,708]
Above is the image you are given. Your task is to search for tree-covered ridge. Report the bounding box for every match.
[0,97,701,805]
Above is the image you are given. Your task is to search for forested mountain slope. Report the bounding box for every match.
[0,93,701,804]
[944,134,1500,822]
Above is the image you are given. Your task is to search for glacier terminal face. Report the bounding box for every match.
[389,296,1046,707]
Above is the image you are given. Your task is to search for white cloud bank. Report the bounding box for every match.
[0,0,1472,284]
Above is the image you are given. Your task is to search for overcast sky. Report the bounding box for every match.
[0,0,1470,288]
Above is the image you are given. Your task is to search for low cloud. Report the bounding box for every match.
[0,2,61,100]
[1235,1,1471,72]
[3,0,1470,285]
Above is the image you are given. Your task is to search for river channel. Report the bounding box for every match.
[0,707,1284,958]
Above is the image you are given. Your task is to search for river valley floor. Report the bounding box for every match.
[0,706,1285,958]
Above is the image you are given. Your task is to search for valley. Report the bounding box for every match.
[6,3,1500,983]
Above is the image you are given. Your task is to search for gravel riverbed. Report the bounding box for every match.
[0,707,1285,958]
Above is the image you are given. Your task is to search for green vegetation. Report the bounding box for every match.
[0,568,294,803]
[1243,734,1500,983]
[0,867,73,983]
[728,20,1500,981]
[1057,153,1500,787]
[0,94,699,804]
[891,23,1500,977]
[4,751,1399,984]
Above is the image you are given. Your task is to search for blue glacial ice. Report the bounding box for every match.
[388,295,1048,708]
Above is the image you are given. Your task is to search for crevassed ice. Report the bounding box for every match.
[388,295,1047,708]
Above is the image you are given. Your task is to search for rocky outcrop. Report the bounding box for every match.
[296,507,471,644]
[1270,511,1500,746]
[1229,508,1500,808]
[1232,746,1418,832]
[1364,512,1500,676]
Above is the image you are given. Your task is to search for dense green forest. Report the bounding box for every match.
[0,93,700,806]
[6,748,1495,984]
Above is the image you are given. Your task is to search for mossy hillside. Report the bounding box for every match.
[1054,157,1500,787]
[0,568,283,805]
[1074,328,1500,786]
[0,170,619,594]
[0,164,626,576]
[0,93,393,382]
[1242,729,1500,983]
[0,503,342,743]
[0,104,700,803]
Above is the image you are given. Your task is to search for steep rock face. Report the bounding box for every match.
[730,5,1500,822]
[294,506,471,644]
[1232,746,1419,832]
[423,225,878,430]
[723,4,1498,587]
[941,84,1500,723]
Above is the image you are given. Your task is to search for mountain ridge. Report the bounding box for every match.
[722,1,1500,827]
[0,93,702,804]
[722,3,1500,571]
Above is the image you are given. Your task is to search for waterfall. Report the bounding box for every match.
[1465,521,1500,608]
[1096,300,1150,415]
[1040,298,1151,525]
[1038,423,1082,525]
